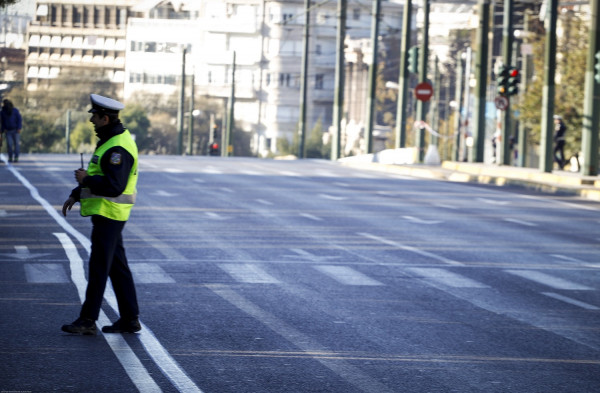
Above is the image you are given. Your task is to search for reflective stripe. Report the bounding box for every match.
[80,188,137,204]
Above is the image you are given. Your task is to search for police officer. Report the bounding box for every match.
[61,94,140,335]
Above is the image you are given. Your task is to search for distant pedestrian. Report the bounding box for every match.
[553,115,566,170]
[0,99,22,163]
[61,94,141,335]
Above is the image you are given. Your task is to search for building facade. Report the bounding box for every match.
[24,0,404,157]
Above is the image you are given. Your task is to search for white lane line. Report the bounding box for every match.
[542,292,600,310]
[319,194,347,201]
[359,233,463,266]
[5,157,201,393]
[505,270,593,291]
[278,170,300,177]
[476,198,509,206]
[54,233,162,393]
[299,213,323,221]
[219,264,280,284]
[208,285,395,393]
[403,216,443,225]
[407,268,489,288]
[131,263,176,284]
[24,263,69,283]
[315,265,383,286]
[164,168,184,173]
[255,199,273,206]
[550,254,585,264]
[503,218,537,227]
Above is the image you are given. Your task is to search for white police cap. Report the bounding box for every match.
[553,114,563,120]
[88,94,124,114]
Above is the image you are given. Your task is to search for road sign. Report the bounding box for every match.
[495,96,509,111]
[414,82,433,102]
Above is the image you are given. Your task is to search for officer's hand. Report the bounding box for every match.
[74,169,87,185]
[62,197,76,217]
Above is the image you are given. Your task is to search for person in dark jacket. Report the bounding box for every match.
[0,99,22,163]
[553,115,566,170]
[61,94,140,335]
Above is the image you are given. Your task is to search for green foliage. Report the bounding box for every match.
[20,111,65,153]
[120,104,151,152]
[518,12,587,158]
[69,121,95,153]
[305,118,330,159]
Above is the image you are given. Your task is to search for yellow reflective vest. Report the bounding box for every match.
[80,130,138,221]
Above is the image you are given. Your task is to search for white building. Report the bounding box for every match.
[124,0,405,157]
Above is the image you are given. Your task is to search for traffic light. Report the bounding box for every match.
[408,46,419,74]
[209,142,220,156]
[595,51,600,84]
[508,67,520,96]
[496,65,508,96]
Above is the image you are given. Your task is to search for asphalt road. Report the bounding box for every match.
[1,154,600,393]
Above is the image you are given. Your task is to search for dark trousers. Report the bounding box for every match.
[554,141,565,168]
[80,215,139,321]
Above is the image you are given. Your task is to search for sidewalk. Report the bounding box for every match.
[339,159,600,202]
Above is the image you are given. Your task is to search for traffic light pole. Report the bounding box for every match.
[473,0,490,163]
[332,0,346,160]
[415,0,429,163]
[299,0,310,159]
[499,0,513,165]
[395,0,412,149]
[581,0,600,176]
[539,0,558,173]
[365,0,381,154]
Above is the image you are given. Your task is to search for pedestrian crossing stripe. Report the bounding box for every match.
[314,265,384,286]
[407,267,489,288]
[219,263,280,284]
[24,263,69,283]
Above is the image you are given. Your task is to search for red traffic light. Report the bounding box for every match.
[509,68,519,77]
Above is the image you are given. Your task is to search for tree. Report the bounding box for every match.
[20,112,64,153]
[121,104,151,152]
[305,118,330,159]
[0,1,18,8]
[518,11,587,160]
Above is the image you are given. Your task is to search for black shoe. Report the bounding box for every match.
[102,318,141,334]
[62,318,97,335]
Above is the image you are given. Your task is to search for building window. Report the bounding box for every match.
[353,8,360,20]
[315,74,324,90]
[316,44,322,55]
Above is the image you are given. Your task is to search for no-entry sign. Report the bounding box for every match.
[415,82,433,102]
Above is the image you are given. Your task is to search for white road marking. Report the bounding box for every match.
[205,212,230,220]
[278,170,300,177]
[164,168,184,173]
[506,270,593,291]
[542,292,600,310]
[315,265,384,286]
[203,167,222,174]
[359,233,463,266]
[24,263,69,283]
[477,198,509,206]
[551,254,584,263]
[4,157,201,393]
[255,199,273,205]
[503,218,537,227]
[208,285,395,393]
[54,233,162,393]
[131,263,176,284]
[153,190,179,197]
[0,245,51,260]
[319,194,347,201]
[407,268,489,288]
[403,215,443,225]
[299,213,323,221]
[219,263,280,284]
